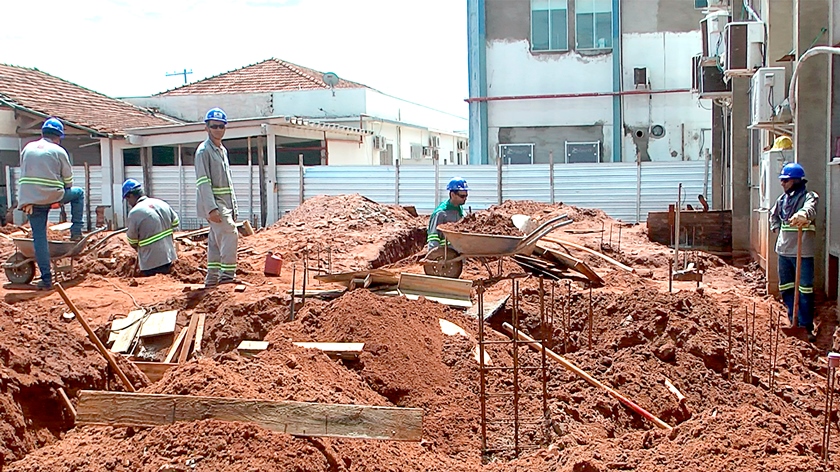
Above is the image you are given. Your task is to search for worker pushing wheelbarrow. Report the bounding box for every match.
[423,213,574,278]
[3,227,127,286]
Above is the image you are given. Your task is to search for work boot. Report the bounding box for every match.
[36,279,52,291]
[69,233,82,242]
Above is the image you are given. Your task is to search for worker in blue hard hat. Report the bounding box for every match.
[17,117,85,290]
[194,108,239,287]
[122,179,180,277]
[426,177,469,253]
[769,162,819,342]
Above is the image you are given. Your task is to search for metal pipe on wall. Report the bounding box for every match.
[464,88,690,103]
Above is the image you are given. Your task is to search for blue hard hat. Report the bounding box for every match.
[121,179,142,199]
[41,117,65,138]
[447,177,469,192]
[779,162,805,180]
[204,107,227,124]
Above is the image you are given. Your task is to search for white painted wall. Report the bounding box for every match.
[327,139,368,165]
[0,109,16,137]
[273,88,367,119]
[127,94,274,122]
[364,90,468,133]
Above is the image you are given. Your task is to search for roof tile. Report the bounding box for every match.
[0,63,178,135]
[159,58,365,96]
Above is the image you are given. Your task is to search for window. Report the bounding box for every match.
[575,0,612,50]
[531,0,568,51]
[565,141,600,163]
[694,0,709,8]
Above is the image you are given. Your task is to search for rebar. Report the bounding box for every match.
[771,306,782,393]
[768,305,775,392]
[289,264,297,321]
[539,277,548,418]
[750,303,756,383]
[328,245,332,273]
[477,281,487,455]
[565,280,571,354]
[727,306,733,380]
[617,225,622,253]
[301,250,308,307]
[744,306,750,383]
[512,279,520,457]
[668,259,673,293]
[588,284,593,350]
[608,224,613,248]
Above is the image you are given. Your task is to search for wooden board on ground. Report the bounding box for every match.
[237,340,269,357]
[76,390,423,441]
[138,310,178,338]
[398,273,473,308]
[466,295,510,320]
[288,289,346,299]
[316,269,397,286]
[293,342,365,360]
[132,361,178,383]
[535,244,605,286]
[181,284,206,292]
[542,237,635,273]
[164,327,188,363]
[3,277,83,303]
[109,309,146,354]
[234,284,246,292]
[192,313,206,356]
[178,314,200,364]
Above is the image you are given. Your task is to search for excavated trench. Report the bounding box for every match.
[368,227,426,269]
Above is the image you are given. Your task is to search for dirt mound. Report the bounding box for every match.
[440,212,523,236]
[274,193,416,229]
[488,200,609,223]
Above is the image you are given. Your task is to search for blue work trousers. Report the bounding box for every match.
[29,187,84,285]
[778,255,814,329]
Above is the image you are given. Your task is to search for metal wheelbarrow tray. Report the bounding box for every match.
[425,214,573,277]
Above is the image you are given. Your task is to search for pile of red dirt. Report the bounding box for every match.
[274,194,417,230]
[440,212,523,236]
[488,200,609,224]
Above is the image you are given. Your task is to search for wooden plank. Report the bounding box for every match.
[138,310,178,338]
[315,269,396,284]
[178,314,200,364]
[238,340,269,352]
[3,277,83,302]
[164,327,188,364]
[398,273,473,308]
[76,390,424,441]
[109,309,146,354]
[542,237,635,273]
[535,244,605,286]
[466,295,509,320]
[192,313,207,357]
[293,342,364,360]
[132,362,178,383]
[57,387,76,421]
[234,284,246,293]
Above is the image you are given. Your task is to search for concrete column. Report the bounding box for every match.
[730,78,752,259]
[711,103,725,210]
[467,0,488,165]
[265,130,277,224]
[794,0,831,291]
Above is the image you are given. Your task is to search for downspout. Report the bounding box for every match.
[611,0,622,162]
[467,0,489,165]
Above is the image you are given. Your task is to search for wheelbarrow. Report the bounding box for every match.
[423,214,574,278]
[3,227,128,285]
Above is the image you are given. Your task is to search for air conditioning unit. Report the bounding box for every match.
[723,21,765,76]
[750,67,786,126]
[373,135,387,150]
[759,149,792,210]
[696,59,732,99]
[701,10,730,59]
[457,139,467,150]
[429,136,440,148]
[633,68,648,88]
[422,146,433,157]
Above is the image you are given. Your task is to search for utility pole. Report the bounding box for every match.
[166,69,193,84]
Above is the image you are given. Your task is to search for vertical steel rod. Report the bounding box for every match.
[750,302,756,382]
[290,264,297,321]
[617,225,622,253]
[744,306,749,383]
[539,278,548,418]
[727,307,733,380]
[512,279,520,457]
[588,284,593,350]
[565,280,571,354]
[477,281,487,456]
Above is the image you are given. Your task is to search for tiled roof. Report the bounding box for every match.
[159,58,366,96]
[0,63,179,135]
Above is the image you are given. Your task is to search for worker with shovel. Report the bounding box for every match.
[770,162,819,342]
[194,108,239,287]
[18,118,85,290]
[122,179,180,276]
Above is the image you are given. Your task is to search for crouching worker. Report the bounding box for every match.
[123,179,180,276]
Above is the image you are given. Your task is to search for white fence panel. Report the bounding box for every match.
[304,166,397,204]
[398,166,436,214]
[502,164,552,203]
[553,163,639,223]
[277,166,300,216]
[11,166,103,226]
[230,165,260,227]
[436,165,498,212]
[640,161,710,218]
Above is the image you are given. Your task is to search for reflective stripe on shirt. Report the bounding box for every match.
[138,228,174,247]
[19,177,65,189]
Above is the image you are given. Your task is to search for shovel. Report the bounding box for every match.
[512,214,537,233]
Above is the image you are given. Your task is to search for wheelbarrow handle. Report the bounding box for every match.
[518,214,572,249]
[82,227,128,255]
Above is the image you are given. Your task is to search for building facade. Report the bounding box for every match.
[468,0,712,165]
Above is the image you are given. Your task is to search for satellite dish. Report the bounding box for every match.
[322,72,339,96]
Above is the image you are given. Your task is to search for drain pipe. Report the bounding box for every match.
[467,0,489,165]
[611,0,622,162]
[788,47,840,116]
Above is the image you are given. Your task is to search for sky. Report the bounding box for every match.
[0,0,469,118]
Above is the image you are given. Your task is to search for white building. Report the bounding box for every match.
[127,58,469,167]
[467,0,712,165]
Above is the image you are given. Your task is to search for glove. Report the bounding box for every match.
[789,212,809,228]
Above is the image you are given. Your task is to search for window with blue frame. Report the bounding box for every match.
[695,0,709,8]
[531,0,569,51]
[575,0,612,50]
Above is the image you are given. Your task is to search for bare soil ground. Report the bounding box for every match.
[0,196,837,472]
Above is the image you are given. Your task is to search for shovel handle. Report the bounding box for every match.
[792,228,803,323]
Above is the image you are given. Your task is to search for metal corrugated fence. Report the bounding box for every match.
[12,166,103,225]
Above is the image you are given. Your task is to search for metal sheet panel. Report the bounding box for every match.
[303,166,397,205]
[640,161,709,222]
[12,166,104,226]
[553,162,639,223]
[830,164,840,256]
[436,165,498,213]
[277,166,300,217]
[398,166,436,214]
[230,166,260,226]
[502,164,552,203]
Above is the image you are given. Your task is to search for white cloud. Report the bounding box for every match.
[0,0,468,117]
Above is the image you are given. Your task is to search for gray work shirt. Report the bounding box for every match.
[194,139,238,220]
[18,138,74,207]
[770,189,819,257]
[126,196,179,271]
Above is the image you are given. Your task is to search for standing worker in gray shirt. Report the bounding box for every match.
[122,179,179,276]
[194,108,239,287]
[18,118,84,290]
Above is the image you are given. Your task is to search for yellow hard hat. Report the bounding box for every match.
[771,136,793,151]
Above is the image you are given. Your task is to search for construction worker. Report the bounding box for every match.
[194,108,238,287]
[426,177,468,254]
[770,162,819,341]
[123,179,179,276]
[18,118,84,290]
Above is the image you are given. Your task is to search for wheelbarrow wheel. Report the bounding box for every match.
[5,253,35,285]
[423,247,464,278]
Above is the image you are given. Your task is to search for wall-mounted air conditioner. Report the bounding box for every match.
[723,21,765,76]
[422,146,433,157]
[429,136,440,148]
[759,149,792,210]
[695,58,732,99]
[633,68,648,88]
[701,10,730,59]
[750,67,786,126]
[373,135,387,150]
[457,139,467,150]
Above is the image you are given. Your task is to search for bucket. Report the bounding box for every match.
[264,252,283,276]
